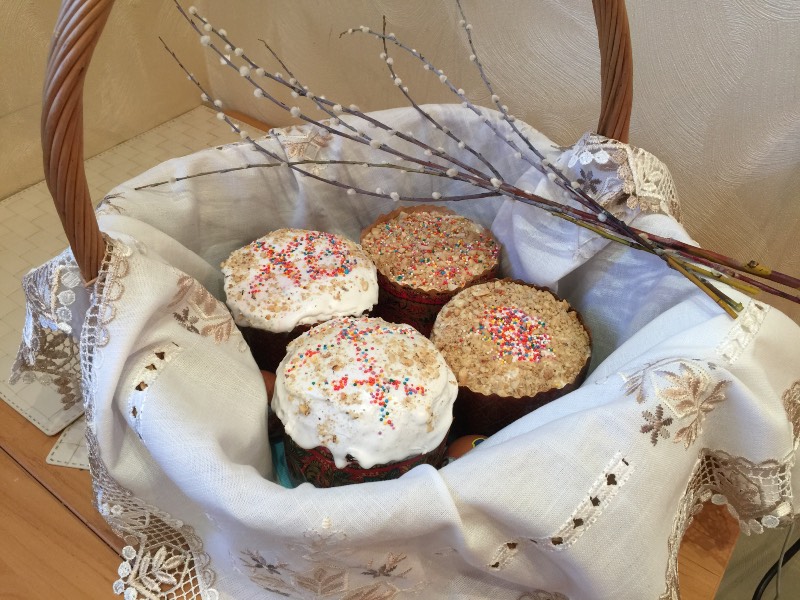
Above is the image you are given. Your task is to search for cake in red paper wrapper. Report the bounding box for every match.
[360,206,499,336]
[431,280,591,436]
[272,316,458,487]
[221,228,378,372]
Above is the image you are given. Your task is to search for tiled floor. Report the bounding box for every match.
[0,106,247,456]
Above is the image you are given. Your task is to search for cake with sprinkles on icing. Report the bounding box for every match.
[221,228,378,372]
[273,316,458,486]
[430,280,591,436]
[360,205,500,336]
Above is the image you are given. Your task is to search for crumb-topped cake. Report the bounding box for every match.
[361,206,499,292]
[431,280,591,435]
[360,206,500,335]
[222,229,378,332]
[273,316,458,485]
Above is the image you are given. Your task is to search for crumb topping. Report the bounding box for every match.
[431,281,590,398]
[361,211,499,292]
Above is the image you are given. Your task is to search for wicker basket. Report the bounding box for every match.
[39,2,645,598]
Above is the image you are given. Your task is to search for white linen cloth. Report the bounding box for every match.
[13,105,800,600]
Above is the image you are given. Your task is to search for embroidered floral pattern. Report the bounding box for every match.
[659,363,728,448]
[782,381,800,441]
[240,522,426,599]
[169,275,234,343]
[624,359,729,449]
[116,546,186,597]
[362,553,412,579]
[575,169,601,195]
[641,405,673,446]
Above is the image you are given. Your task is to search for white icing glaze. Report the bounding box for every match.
[221,229,378,332]
[273,316,458,468]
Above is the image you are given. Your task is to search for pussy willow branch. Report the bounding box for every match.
[450,1,800,303]
[639,230,800,289]
[378,17,502,180]
[343,27,539,175]
[160,37,499,205]
[167,2,800,315]
[454,0,539,165]
[183,6,618,225]
[176,2,496,185]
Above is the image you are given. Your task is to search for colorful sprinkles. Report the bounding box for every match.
[472,306,554,363]
[285,320,427,429]
[361,211,499,291]
[247,230,358,297]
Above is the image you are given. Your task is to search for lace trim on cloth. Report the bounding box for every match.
[76,238,217,600]
[561,133,681,222]
[659,448,796,599]
[783,381,800,442]
[10,248,86,411]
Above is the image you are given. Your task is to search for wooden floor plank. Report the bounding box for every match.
[0,399,122,553]
[678,502,741,599]
[0,448,120,598]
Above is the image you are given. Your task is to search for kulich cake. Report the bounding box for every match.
[360,206,500,336]
[221,228,378,371]
[430,280,591,436]
[273,316,458,486]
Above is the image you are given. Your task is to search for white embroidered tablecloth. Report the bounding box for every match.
[13,105,800,600]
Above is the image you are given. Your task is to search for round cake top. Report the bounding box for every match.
[273,316,458,469]
[430,280,591,398]
[360,207,499,292]
[221,229,378,332]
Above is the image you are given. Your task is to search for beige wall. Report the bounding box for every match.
[195,0,800,322]
[0,0,207,199]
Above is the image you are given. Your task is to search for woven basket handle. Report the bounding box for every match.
[42,0,113,283]
[41,0,633,283]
